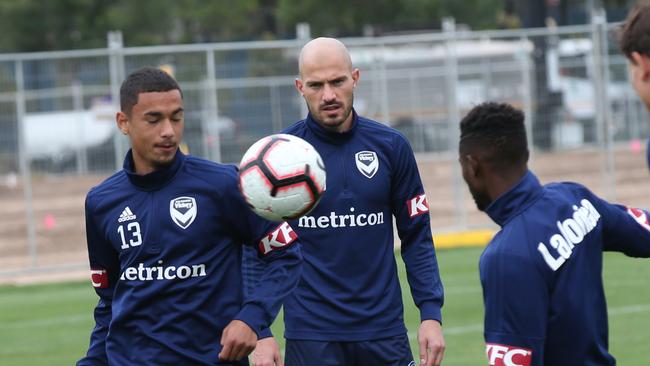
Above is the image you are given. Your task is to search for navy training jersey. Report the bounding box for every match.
[246,111,444,341]
[481,171,650,366]
[78,150,302,366]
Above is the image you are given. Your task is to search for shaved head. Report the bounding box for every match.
[298,37,353,78]
[295,37,359,133]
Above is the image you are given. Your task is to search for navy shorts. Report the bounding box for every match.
[285,334,414,366]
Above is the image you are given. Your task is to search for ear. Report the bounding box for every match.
[464,153,481,179]
[294,78,304,96]
[631,52,650,81]
[351,68,360,88]
[116,111,129,136]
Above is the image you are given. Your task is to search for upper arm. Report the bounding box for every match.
[85,195,119,300]
[590,195,650,257]
[221,167,299,259]
[482,240,550,365]
[389,135,431,239]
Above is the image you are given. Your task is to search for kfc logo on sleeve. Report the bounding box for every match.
[627,207,650,232]
[259,222,298,255]
[90,268,109,289]
[407,194,429,218]
[486,343,532,366]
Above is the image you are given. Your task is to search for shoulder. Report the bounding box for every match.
[545,181,591,195]
[357,116,412,149]
[183,155,239,189]
[482,223,547,279]
[282,119,307,135]
[86,170,128,206]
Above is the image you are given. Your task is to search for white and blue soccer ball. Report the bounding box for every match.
[238,134,326,221]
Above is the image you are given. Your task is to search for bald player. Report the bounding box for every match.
[246,37,445,366]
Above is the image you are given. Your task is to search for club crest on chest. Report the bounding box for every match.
[170,196,197,229]
[355,151,379,179]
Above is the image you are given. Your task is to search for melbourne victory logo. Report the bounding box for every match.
[170,196,197,229]
[355,151,379,178]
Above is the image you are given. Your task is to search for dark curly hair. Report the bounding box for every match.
[459,102,529,170]
[620,1,650,61]
[120,67,181,114]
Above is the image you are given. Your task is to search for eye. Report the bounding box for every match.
[146,118,159,124]
[332,79,344,86]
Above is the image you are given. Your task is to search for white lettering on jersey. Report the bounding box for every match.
[486,343,532,366]
[407,194,429,218]
[119,261,207,281]
[259,222,297,255]
[627,207,650,232]
[297,207,385,229]
[537,199,601,271]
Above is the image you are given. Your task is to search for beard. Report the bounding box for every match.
[308,95,354,131]
[470,189,492,212]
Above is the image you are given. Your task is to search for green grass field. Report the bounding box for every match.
[1,247,649,365]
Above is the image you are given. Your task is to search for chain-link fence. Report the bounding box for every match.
[1,15,649,276]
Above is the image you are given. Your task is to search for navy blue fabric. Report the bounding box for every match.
[285,334,414,366]
[481,171,650,365]
[77,149,302,366]
[244,110,443,342]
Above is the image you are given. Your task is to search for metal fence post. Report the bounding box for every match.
[591,8,616,201]
[72,81,88,175]
[204,50,221,162]
[15,60,38,267]
[108,30,126,171]
[443,17,466,230]
[519,36,535,163]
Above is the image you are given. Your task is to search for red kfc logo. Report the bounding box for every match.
[627,207,650,232]
[90,268,109,289]
[486,343,532,366]
[407,194,429,218]
[259,222,298,255]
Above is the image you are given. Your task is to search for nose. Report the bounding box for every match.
[322,84,336,102]
[160,118,175,138]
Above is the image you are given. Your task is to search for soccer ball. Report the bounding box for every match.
[238,134,326,221]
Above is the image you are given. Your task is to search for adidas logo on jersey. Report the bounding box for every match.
[118,206,137,222]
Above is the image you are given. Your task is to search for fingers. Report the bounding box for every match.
[275,351,285,366]
[428,338,446,366]
[219,320,257,362]
[418,335,429,366]
[219,338,256,362]
[218,342,232,361]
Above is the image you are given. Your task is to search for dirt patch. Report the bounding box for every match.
[1,145,648,284]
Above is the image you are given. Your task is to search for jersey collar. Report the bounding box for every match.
[123,148,185,190]
[306,109,358,145]
[484,170,544,227]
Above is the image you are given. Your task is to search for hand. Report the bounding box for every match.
[251,337,284,366]
[418,319,445,366]
[219,320,258,362]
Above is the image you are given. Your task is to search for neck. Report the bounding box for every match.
[486,166,528,203]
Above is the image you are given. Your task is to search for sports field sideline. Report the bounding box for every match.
[1,244,649,366]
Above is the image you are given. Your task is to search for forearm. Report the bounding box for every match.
[236,243,302,337]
